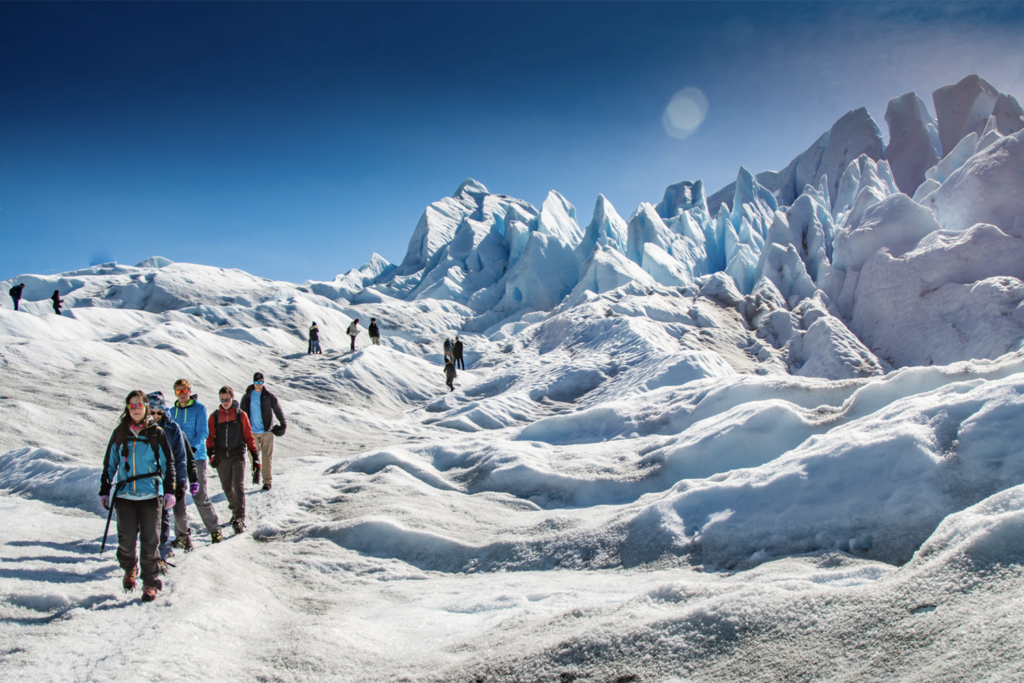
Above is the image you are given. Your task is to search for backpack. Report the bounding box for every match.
[8,285,19,297]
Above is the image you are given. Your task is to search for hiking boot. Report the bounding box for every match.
[262,482,272,491]
[141,586,159,603]
[231,518,245,535]
[171,533,194,552]
[122,564,138,592]
[210,529,223,543]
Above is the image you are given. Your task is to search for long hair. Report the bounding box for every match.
[115,389,150,442]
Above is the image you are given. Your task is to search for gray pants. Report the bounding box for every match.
[254,432,274,486]
[188,459,220,534]
[370,336,380,345]
[215,453,246,522]
[115,497,163,589]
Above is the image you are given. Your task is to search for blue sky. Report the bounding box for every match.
[2,1,1023,284]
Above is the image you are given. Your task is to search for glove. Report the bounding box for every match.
[271,424,286,437]
[209,455,218,468]
[163,494,176,510]
[251,460,262,485]
[189,482,200,496]
[100,495,110,510]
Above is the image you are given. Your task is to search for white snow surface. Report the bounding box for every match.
[5,75,1024,681]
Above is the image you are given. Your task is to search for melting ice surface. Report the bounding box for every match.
[2,75,1024,681]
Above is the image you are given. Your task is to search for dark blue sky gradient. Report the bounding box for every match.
[2,2,1023,283]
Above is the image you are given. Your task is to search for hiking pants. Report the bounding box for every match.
[255,432,274,486]
[310,339,321,354]
[215,453,246,522]
[350,335,356,351]
[11,297,19,311]
[115,497,163,589]
[159,505,173,559]
[190,459,220,534]
[173,482,191,539]
[370,336,380,346]
[455,355,464,370]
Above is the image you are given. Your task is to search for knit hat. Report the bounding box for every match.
[253,372,265,382]
[146,391,167,412]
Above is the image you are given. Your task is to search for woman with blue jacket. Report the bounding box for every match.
[168,379,221,544]
[99,390,176,602]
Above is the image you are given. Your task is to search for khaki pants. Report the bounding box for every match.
[255,432,274,485]
[370,336,380,345]
[189,459,220,534]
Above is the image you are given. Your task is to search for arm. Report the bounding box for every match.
[182,435,198,483]
[99,432,117,496]
[239,411,258,453]
[158,430,176,496]
[205,412,216,452]
[271,394,287,430]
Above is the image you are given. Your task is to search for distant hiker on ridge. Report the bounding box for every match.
[309,322,321,354]
[444,358,457,392]
[443,337,453,364]
[369,318,380,346]
[98,390,177,603]
[453,336,465,370]
[168,379,221,545]
[241,372,287,491]
[347,318,360,351]
[51,289,63,315]
[9,283,24,311]
[206,385,260,535]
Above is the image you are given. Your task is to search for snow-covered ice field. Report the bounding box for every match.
[3,74,1024,681]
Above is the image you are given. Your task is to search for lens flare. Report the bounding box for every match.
[662,87,709,139]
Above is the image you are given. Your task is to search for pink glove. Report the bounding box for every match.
[163,494,176,510]
[189,482,200,496]
[100,495,110,510]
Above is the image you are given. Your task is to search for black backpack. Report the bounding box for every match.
[212,408,246,458]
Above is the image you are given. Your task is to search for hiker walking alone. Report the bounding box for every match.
[444,358,457,392]
[9,283,24,311]
[51,289,63,315]
[368,318,380,346]
[147,391,195,571]
[241,372,287,491]
[168,379,221,545]
[206,386,260,535]
[453,336,465,370]
[98,390,177,602]
[309,322,321,354]
[347,318,360,351]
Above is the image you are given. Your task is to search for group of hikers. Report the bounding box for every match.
[99,373,287,602]
[443,336,464,391]
[8,283,63,315]
[308,317,381,354]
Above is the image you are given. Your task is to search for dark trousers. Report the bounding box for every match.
[159,506,172,559]
[215,453,246,522]
[114,497,163,589]
[52,304,61,315]
[455,355,464,370]
[11,297,19,311]
[350,335,356,351]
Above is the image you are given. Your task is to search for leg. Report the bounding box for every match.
[256,432,274,487]
[350,336,355,351]
[173,487,189,539]
[191,459,220,534]
[138,497,163,589]
[159,506,172,559]
[114,498,141,573]
[12,299,18,311]
[371,337,380,346]
[229,455,246,522]
[216,457,236,513]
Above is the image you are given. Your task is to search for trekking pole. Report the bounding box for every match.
[99,464,121,554]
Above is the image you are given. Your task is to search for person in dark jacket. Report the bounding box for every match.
[309,322,321,354]
[240,372,287,491]
[148,391,196,565]
[444,359,457,392]
[9,283,24,311]
[453,336,465,370]
[443,338,453,363]
[98,390,177,603]
[168,379,220,544]
[51,289,63,315]
[206,385,260,534]
[368,318,380,346]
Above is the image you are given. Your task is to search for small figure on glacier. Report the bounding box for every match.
[453,336,465,370]
[51,289,63,315]
[99,390,177,602]
[347,318,360,351]
[9,282,24,311]
[443,337,454,364]
[444,358,457,392]
[368,317,380,346]
[241,372,287,491]
[308,321,321,354]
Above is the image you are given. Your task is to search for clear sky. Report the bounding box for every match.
[2,1,1023,284]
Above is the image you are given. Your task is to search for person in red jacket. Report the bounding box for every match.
[206,385,260,535]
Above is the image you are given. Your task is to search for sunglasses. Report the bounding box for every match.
[127,402,146,410]
[220,397,232,403]
[174,388,190,395]
[254,381,264,385]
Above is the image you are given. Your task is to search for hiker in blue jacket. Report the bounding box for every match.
[168,379,221,545]
[98,390,176,602]
[148,391,194,571]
